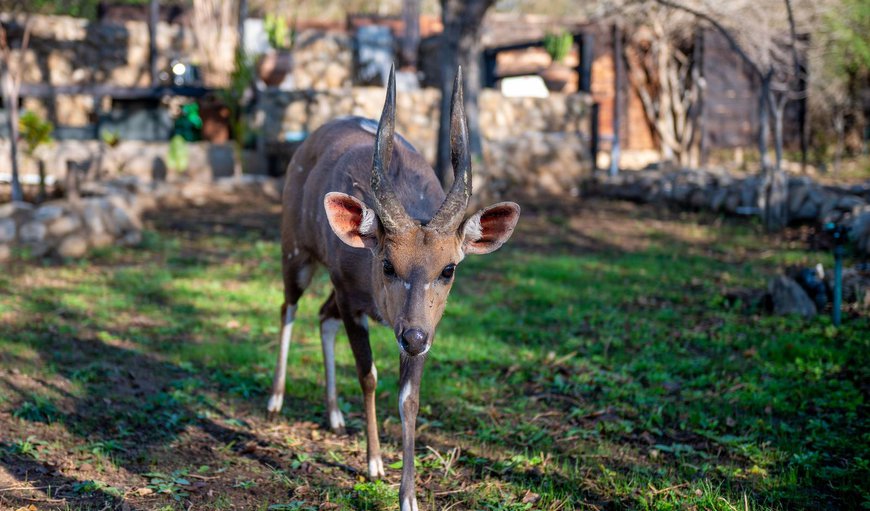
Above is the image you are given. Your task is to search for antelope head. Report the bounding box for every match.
[324,67,520,358]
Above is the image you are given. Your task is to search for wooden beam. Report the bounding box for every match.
[149,0,159,86]
[577,32,593,93]
[18,83,213,99]
[401,0,420,70]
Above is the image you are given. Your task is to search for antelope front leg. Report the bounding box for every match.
[343,312,385,478]
[399,353,425,511]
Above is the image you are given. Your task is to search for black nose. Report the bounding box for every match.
[400,328,429,356]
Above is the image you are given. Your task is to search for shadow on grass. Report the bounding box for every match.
[0,196,866,510]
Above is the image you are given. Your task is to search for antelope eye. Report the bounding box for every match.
[383,259,396,277]
[441,264,456,280]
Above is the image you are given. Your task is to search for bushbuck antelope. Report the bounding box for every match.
[267,65,520,510]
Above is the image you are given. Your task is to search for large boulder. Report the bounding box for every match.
[769,275,817,318]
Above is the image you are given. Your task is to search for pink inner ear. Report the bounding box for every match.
[325,195,365,248]
[466,204,519,254]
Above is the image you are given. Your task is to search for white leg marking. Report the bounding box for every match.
[424,282,430,290]
[267,393,283,412]
[268,305,297,413]
[401,497,419,511]
[321,317,344,430]
[368,455,385,478]
[357,315,369,332]
[398,381,412,423]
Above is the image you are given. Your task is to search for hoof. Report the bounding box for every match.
[368,455,385,479]
[266,393,283,418]
[400,496,419,511]
[328,408,346,434]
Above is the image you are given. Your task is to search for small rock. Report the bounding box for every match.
[48,215,82,237]
[81,202,106,235]
[769,275,817,318]
[836,195,865,211]
[89,232,114,248]
[0,218,15,243]
[34,204,65,222]
[793,199,820,222]
[0,201,33,219]
[120,230,142,246]
[57,234,88,258]
[19,221,47,243]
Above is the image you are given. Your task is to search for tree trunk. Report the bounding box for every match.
[760,87,788,230]
[37,159,46,203]
[149,0,159,86]
[610,25,622,176]
[772,94,785,171]
[760,165,788,231]
[758,73,773,171]
[401,0,421,70]
[436,0,492,187]
[3,72,23,202]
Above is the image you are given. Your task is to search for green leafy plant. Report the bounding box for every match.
[73,479,123,497]
[264,13,295,51]
[13,396,60,423]
[351,480,398,510]
[544,31,573,64]
[11,436,47,460]
[19,110,54,200]
[167,134,190,174]
[216,48,256,177]
[101,129,121,148]
[19,110,53,157]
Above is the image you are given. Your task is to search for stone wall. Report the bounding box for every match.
[5,15,354,126]
[259,88,594,202]
[589,168,870,256]
[0,175,282,262]
[0,140,238,185]
[290,30,353,90]
[0,179,147,261]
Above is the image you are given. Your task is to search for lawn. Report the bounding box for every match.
[0,195,867,510]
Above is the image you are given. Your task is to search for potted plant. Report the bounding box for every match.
[218,49,256,177]
[541,30,574,93]
[19,111,54,202]
[257,13,296,87]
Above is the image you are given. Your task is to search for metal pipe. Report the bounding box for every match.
[833,245,843,326]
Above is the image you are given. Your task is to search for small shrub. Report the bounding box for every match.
[13,396,60,423]
[352,480,399,510]
[167,135,190,174]
[544,31,573,64]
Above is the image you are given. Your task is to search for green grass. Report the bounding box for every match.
[0,206,867,510]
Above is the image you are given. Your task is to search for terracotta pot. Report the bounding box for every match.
[198,97,230,143]
[257,50,294,87]
[540,62,573,93]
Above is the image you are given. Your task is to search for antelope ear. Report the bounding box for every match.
[460,202,520,255]
[324,192,379,250]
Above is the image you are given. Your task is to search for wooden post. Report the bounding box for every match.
[401,0,420,70]
[482,49,497,88]
[577,32,594,93]
[610,25,622,177]
[148,0,159,87]
[590,102,600,171]
[238,0,248,54]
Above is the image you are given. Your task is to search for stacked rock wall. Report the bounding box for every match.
[590,169,870,256]
[0,179,147,261]
[259,88,594,202]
